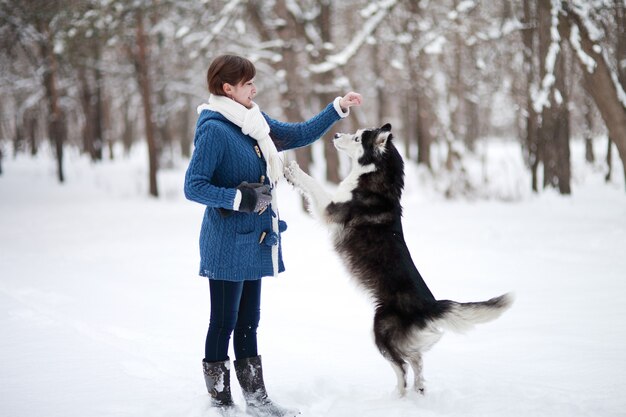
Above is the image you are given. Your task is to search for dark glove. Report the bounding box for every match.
[236,181,272,213]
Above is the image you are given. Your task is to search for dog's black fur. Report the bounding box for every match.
[285,123,512,394]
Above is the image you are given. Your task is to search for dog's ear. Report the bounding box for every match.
[375,130,392,152]
[380,123,392,132]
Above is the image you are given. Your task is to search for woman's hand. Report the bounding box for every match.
[339,92,363,110]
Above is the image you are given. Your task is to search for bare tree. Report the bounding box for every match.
[521,0,540,191]
[132,7,159,197]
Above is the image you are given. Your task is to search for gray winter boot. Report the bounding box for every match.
[202,358,242,416]
[234,355,300,417]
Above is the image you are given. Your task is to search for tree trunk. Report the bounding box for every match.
[464,44,480,149]
[155,48,170,167]
[14,112,24,156]
[401,5,415,162]
[316,1,340,184]
[78,66,97,159]
[584,93,595,163]
[537,0,571,194]
[558,6,626,189]
[26,109,38,156]
[537,0,551,190]
[402,89,415,160]
[135,9,159,197]
[584,130,595,164]
[405,1,434,169]
[451,23,465,144]
[40,22,65,183]
[554,48,571,194]
[415,89,433,169]
[373,41,387,125]
[522,0,540,192]
[122,97,134,155]
[606,137,613,182]
[614,1,626,87]
[93,42,104,161]
[180,96,192,159]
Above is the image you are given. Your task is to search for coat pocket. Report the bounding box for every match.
[235,230,259,245]
[221,230,261,268]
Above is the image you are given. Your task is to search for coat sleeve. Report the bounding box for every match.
[265,98,349,152]
[184,122,238,209]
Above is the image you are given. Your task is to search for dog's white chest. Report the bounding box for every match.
[331,163,375,203]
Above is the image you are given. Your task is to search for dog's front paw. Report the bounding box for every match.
[283,161,303,187]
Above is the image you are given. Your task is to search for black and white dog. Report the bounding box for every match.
[284,123,512,395]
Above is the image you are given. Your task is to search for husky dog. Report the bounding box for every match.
[284,123,512,395]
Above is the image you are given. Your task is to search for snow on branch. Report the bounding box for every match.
[532,0,562,114]
[198,0,244,49]
[285,0,305,20]
[308,0,398,74]
[609,54,626,108]
[569,24,596,73]
[286,0,322,22]
[285,0,324,49]
[566,2,626,109]
[569,0,604,42]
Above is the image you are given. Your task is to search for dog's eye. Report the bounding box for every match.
[353,136,361,143]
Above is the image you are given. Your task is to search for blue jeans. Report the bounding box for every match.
[205,279,262,362]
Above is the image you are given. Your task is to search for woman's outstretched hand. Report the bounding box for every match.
[339,92,363,110]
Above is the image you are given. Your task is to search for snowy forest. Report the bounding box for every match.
[1,0,625,199]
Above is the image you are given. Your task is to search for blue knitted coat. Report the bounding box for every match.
[184,101,345,281]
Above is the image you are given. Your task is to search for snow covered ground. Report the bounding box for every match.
[1,141,625,417]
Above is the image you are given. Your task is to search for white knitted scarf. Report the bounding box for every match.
[198,94,282,185]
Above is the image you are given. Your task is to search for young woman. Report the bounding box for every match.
[184,54,362,417]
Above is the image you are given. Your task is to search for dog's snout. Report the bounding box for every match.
[334,133,342,139]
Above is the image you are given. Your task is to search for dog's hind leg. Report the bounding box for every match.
[388,357,409,397]
[374,314,408,396]
[407,351,425,394]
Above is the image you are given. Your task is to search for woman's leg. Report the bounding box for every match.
[230,279,297,415]
[233,278,262,359]
[205,279,244,362]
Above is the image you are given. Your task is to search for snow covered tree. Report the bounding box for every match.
[534,0,572,194]
[61,1,112,162]
[1,0,72,182]
[245,0,312,177]
[518,0,626,193]
[557,1,626,190]
[2,0,625,198]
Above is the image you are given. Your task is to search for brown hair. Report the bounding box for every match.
[206,55,256,96]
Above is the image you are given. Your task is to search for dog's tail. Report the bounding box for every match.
[432,293,514,333]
